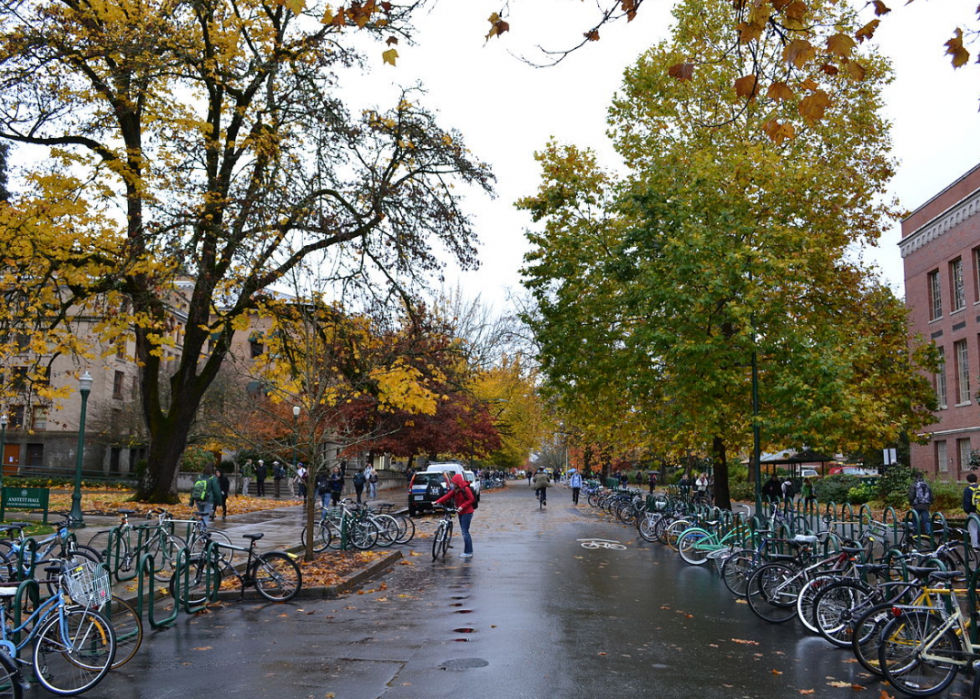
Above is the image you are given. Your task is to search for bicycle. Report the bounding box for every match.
[0,557,116,696]
[431,506,455,561]
[170,532,302,607]
[87,508,188,582]
[0,516,101,584]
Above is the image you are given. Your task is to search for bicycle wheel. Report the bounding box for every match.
[372,515,400,548]
[432,523,446,561]
[301,522,332,554]
[811,579,874,647]
[393,514,415,545]
[441,521,453,557]
[0,649,22,699]
[83,531,111,561]
[252,552,302,602]
[169,556,223,609]
[852,601,893,676]
[664,520,691,550]
[637,513,661,543]
[747,562,805,624]
[878,610,959,697]
[102,596,143,669]
[33,608,116,696]
[190,530,234,564]
[796,575,839,634]
[142,533,185,582]
[722,549,760,596]
[677,529,714,566]
[349,520,379,551]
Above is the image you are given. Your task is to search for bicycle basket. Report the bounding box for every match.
[63,560,111,608]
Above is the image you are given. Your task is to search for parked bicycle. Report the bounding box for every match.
[431,505,455,561]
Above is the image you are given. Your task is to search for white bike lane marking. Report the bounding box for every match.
[577,538,627,550]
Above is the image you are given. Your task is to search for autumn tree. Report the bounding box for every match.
[519,0,938,509]
[0,0,494,501]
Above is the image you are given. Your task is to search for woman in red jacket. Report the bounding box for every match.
[434,473,477,558]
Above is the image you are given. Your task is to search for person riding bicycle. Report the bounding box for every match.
[434,473,477,558]
[532,467,550,506]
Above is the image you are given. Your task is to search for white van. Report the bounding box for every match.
[424,462,466,479]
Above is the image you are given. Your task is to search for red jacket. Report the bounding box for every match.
[434,474,477,515]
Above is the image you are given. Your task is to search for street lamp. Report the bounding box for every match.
[0,412,7,492]
[292,405,300,472]
[69,371,93,527]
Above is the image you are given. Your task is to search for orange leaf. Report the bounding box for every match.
[772,669,783,675]
[820,64,840,76]
[855,19,880,43]
[584,29,600,41]
[826,33,856,57]
[385,36,398,46]
[798,90,831,123]
[799,692,815,696]
[734,74,759,99]
[946,28,971,68]
[731,638,760,645]
[784,1,808,21]
[844,60,867,81]
[767,81,794,100]
[762,118,795,144]
[872,0,890,16]
[668,63,695,81]
[737,21,764,43]
[783,39,816,69]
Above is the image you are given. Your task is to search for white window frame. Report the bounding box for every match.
[951,258,965,311]
[955,339,971,405]
[936,346,948,409]
[937,440,949,473]
[929,270,943,320]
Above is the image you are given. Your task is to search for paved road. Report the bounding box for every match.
[39,483,969,699]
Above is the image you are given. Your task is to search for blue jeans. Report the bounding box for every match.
[914,508,932,535]
[458,512,474,554]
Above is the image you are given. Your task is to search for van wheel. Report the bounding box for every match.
[409,506,419,517]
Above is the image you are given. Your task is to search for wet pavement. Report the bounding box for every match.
[23,484,974,699]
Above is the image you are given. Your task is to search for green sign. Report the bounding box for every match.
[0,487,50,523]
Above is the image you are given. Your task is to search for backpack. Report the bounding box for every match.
[468,485,478,510]
[353,472,366,487]
[191,476,211,502]
[782,480,795,497]
[913,480,932,506]
[274,465,285,479]
[970,484,980,513]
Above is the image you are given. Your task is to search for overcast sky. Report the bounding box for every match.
[348,0,980,312]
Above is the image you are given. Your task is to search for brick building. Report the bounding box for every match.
[902,163,980,478]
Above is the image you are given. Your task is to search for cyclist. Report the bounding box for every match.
[434,473,477,558]
[532,467,550,507]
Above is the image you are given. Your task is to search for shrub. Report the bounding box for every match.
[813,474,861,505]
[180,446,215,472]
[876,463,917,504]
[846,483,875,505]
[728,480,755,502]
[929,480,962,515]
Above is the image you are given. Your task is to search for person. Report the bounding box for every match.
[189,465,222,523]
[635,470,643,486]
[908,471,933,536]
[241,458,253,497]
[329,466,344,506]
[315,468,331,510]
[532,467,550,506]
[255,459,267,497]
[801,478,815,506]
[678,473,691,500]
[367,465,379,499]
[762,473,781,503]
[295,463,308,500]
[273,460,285,498]
[781,477,796,505]
[695,472,710,503]
[618,472,628,488]
[568,468,583,505]
[963,473,979,548]
[527,470,533,486]
[434,473,477,558]
[216,468,230,520]
[353,468,366,503]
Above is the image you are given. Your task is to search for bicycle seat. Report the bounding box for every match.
[0,588,17,598]
[906,566,944,580]
[243,533,264,541]
[840,546,865,556]
[791,534,818,545]
[928,570,965,583]
[118,509,136,515]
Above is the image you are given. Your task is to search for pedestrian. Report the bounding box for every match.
[273,461,285,498]
[908,470,933,536]
[695,472,710,503]
[367,465,379,499]
[329,466,344,506]
[568,468,583,505]
[189,465,222,522]
[295,463,308,500]
[241,458,254,497]
[353,468,366,503]
[532,467,550,506]
[762,473,781,504]
[678,473,691,500]
[648,471,658,494]
[527,470,533,486]
[618,472,628,488]
[801,478,815,507]
[635,470,643,486]
[339,460,348,482]
[255,459,267,497]
[780,477,795,506]
[216,468,230,520]
[434,473,477,558]
[315,468,331,510]
[963,473,979,548]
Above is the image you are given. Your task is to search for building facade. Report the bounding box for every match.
[902,163,980,478]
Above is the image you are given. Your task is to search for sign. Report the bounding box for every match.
[0,487,50,524]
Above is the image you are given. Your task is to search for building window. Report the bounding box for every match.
[936,346,948,409]
[929,270,943,320]
[249,339,264,359]
[951,258,966,311]
[115,337,126,360]
[9,405,24,429]
[113,371,125,400]
[131,375,139,400]
[31,406,46,431]
[959,438,972,472]
[975,247,980,302]
[937,440,949,473]
[25,444,42,467]
[955,340,971,404]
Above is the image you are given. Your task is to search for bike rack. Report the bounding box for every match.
[134,552,178,629]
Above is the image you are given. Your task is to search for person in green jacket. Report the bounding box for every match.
[190,465,223,523]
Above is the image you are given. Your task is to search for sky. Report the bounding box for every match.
[346,0,980,312]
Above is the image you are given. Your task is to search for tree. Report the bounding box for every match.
[0,0,494,501]
[0,141,8,202]
[519,0,938,509]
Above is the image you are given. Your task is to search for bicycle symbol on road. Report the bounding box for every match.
[577,538,627,551]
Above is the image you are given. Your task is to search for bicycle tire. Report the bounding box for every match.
[878,610,959,697]
[796,574,839,634]
[676,529,714,566]
[0,648,22,699]
[142,533,186,582]
[441,521,453,557]
[102,596,143,669]
[190,529,234,563]
[851,601,893,676]
[83,531,110,560]
[722,549,761,596]
[169,556,223,609]
[393,514,415,545]
[301,522,332,554]
[432,523,446,561]
[252,552,302,602]
[33,608,116,696]
[746,562,805,624]
[810,579,873,647]
[372,515,400,548]
[637,513,660,543]
[664,520,691,550]
[349,520,379,551]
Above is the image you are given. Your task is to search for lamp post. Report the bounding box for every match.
[69,372,93,527]
[292,405,300,472]
[0,412,7,492]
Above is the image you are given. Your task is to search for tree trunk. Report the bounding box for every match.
[136,413,198,502]
[712,436,732,510]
